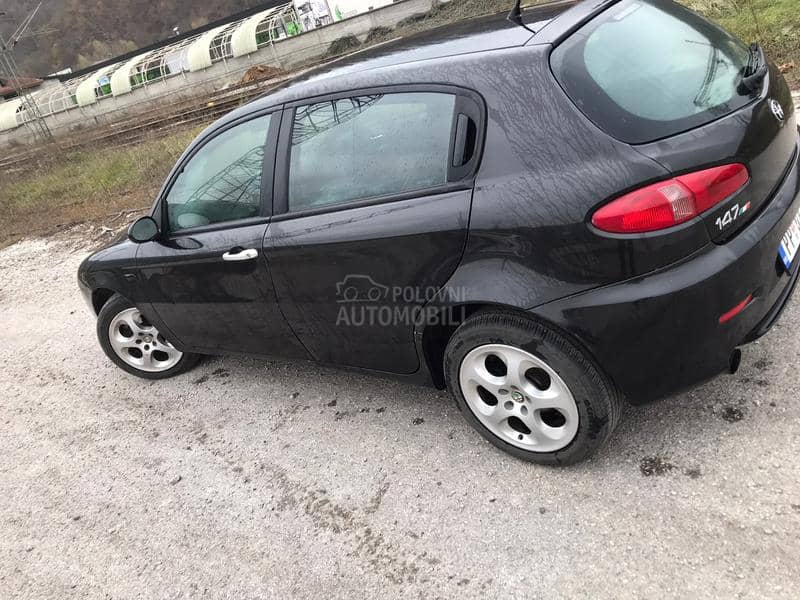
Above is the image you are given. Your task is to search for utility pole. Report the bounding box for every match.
[0,3,54,143]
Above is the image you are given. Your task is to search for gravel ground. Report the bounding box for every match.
[1,231,799,599]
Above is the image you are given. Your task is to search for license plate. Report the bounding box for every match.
[779,210,800,271]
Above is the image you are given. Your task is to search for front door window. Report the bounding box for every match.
[165,115,271,232]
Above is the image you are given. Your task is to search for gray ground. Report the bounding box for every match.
[1,231,798,600]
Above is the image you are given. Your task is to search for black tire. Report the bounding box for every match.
[97,294,200,380]
[444,311,623,466]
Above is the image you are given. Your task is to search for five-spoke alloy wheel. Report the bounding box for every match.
[108,308,183,373]
[459,344,580,453]
[97,294,200,379]
[445,311,622,465]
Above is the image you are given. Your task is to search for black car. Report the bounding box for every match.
[78,0,800,465]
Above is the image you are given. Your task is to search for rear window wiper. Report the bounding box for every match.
[745,42,761,75]
[739,43,768,94]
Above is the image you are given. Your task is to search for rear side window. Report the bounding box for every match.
[551,0,752,144]
[288,92,456,212]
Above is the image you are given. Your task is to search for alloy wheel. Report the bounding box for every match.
[459,344,580,452]
[107,308,183,373]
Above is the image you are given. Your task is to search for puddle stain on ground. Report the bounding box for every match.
[721,406,746,423]
[640,455,675,476]
[640,455,702,479]
[683,467,702,479]
[192,369,230,385]
[753,358,773,371]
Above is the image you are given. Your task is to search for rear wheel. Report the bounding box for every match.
[97,294,199,379]
[444,312,622,465]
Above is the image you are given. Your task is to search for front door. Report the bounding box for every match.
[266,89,484,373]
[136,111,308,359]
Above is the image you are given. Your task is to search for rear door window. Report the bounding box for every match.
[550,0,753,143]
[287,92,456,212]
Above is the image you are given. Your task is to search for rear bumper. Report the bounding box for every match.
[534,142,800,405]
[744,257,800,343]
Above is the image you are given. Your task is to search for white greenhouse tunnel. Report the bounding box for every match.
[231,11,275,57]
[0,3,296,131]
[0,0,434,133]
[0,98,23,132]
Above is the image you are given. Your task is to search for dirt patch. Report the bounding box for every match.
[0,199,150,251]
[683,468,703,479]
[640,455,676,476]
[365,26,394,45]
[754,358,773,371]
[240,65,287,84]
[721,406,746,423]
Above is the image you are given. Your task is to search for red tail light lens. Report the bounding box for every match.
[592,164,750,234]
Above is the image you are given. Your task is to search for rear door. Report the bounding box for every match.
[264,87,484,373]
[550,0,797,241]
[136,110,309,359]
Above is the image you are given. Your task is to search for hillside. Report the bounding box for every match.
[1,0,270,75]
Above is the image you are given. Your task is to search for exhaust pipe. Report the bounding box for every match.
[729,349,742,375]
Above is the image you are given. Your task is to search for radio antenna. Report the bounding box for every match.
[507,0,536,33]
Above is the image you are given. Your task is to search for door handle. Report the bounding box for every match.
[222,248,259,262]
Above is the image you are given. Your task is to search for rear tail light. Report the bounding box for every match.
[591,164,750,234]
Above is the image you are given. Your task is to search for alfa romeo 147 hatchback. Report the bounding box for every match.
[78,0,800,465]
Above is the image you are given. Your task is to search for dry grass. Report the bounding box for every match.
[690,0,800,88]
[0,128,200,248]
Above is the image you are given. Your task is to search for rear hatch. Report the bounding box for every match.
[550,0,797,242]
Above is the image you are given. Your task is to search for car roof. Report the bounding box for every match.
[213,0,578,129]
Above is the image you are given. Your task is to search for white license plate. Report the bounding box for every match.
[779,210,800,271]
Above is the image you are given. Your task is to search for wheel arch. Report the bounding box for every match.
[420,303,538,389]
[419,302,612,393]
[91,288,117,315]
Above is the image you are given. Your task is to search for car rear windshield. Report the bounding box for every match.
[550,0,753,144]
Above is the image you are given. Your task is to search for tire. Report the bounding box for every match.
[97,294,200,380]
[444,311,623,466]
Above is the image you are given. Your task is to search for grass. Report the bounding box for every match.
[0,0,797,248]
[0,128,200,248]
[690,0,800,87]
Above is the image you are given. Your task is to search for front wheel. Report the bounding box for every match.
[97,294,200,379]
[444,312,622,466]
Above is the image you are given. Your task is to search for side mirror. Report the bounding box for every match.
[128,216,159,243]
